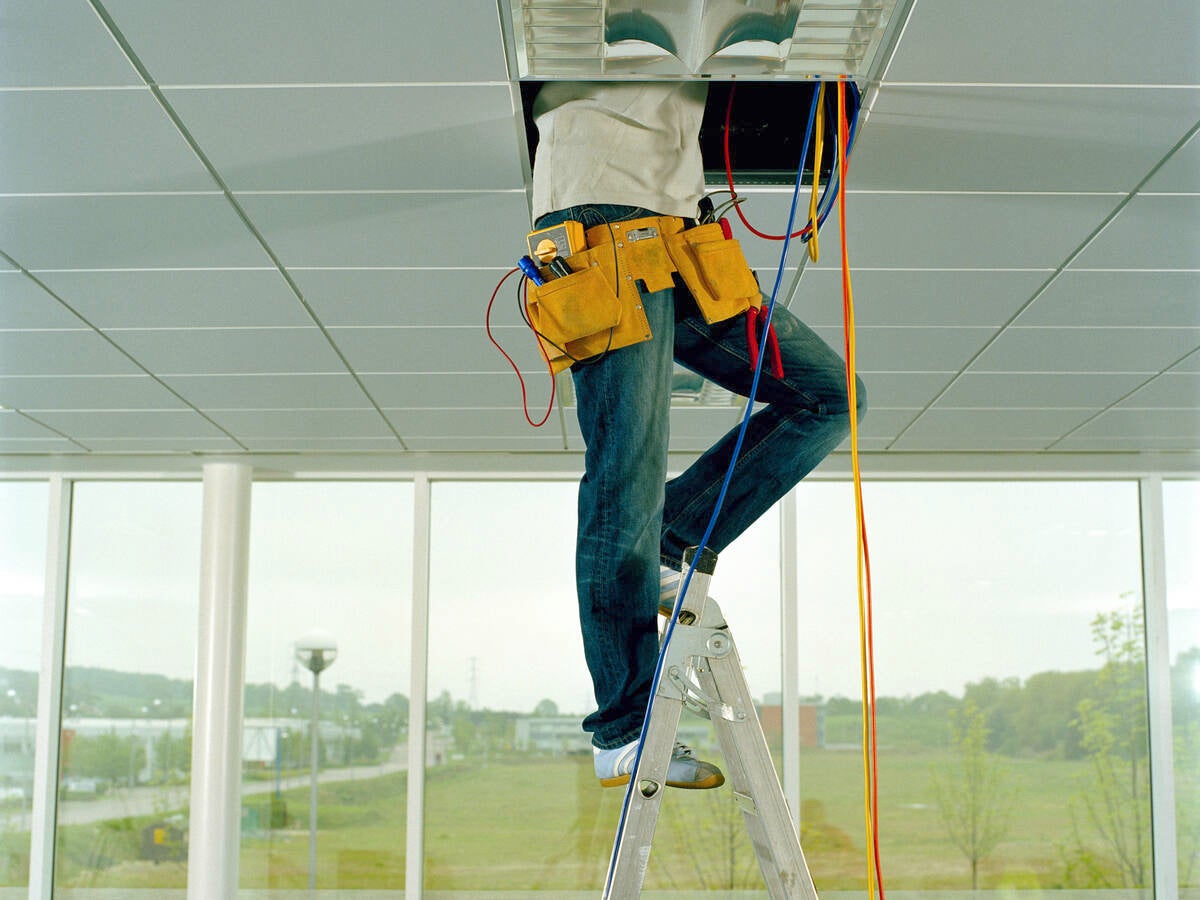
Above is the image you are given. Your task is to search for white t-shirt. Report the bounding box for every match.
[531,82,709,221]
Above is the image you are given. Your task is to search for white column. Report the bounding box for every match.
[406,475,432,899]
[1141,476,1178,900]
[188,463,252,900]
[780,490,801,834]
[28,476,72,900]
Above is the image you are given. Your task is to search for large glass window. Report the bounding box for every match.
[793,481,1149,894]
[0,481,48,891]
[240,481,414,894]
[54,481,201,892]
[425,480,782,893]
[1165,480,1199,890]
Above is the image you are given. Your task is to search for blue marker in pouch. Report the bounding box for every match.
[517,255,545,286]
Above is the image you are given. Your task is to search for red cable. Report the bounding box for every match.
[484,268,556,428]
[722,84,816,242]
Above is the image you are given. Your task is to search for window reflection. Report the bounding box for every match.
[240,481,413,893]
[55,481,201,892]
[1165,480,1199,891]
[793,481,1149,893]
[425,480,782,892]
[0,481,48,890]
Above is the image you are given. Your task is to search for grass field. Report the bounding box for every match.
[31,747,1156,892]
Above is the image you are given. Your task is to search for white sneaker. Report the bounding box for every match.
[593,740,724,790]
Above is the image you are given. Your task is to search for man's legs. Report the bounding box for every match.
[661,301,867,565]
[572,286,676,749]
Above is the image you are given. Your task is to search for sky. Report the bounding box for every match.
[1,477,1197,716]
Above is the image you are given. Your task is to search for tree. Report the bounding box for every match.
[1066,606,1151,887]
[930,699,1015,889]
[533,698,559,717]
[655,787,760,890]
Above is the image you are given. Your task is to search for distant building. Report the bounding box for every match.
[514,717,590,753]
[513,716,717,755]
[758,704,824,749]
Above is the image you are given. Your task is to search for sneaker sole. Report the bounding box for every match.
[599,772,725,790]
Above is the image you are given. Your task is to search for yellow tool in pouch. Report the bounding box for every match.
[527,220,586,263]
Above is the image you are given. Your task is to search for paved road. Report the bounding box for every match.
[50,745,410,827]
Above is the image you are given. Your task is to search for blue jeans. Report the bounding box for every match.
[538,204,867,749]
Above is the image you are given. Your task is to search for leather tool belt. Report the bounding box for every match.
[524,215,762,374]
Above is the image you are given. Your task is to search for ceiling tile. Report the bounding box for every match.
[164,86,524,191]
[332,326,539,375]
[106,328,347,376]
[0,438,85,454]
[0,0,141,87]
[969,327,1200,374]
[403,436,565,452]
[292,268,520,327]
[936,373,1150,409]
[843,372,954,409]
[884,0,1200,85]
[1116,373,1200,409]
[239,437,403,452]
[237,192,529,268]
[30,409,230,440]
[0,411,64,439]
[858,409,921,440]
[1174,350,1200,372]
[0,273,87,329]
[40,270,310,329]
[734,192,1121,270]
[665,408,742,439]
[101,0,509,84]
[1073,196,1200,269]
[900,408,1096,441]
[0,375,185,411]
[81,437,242,452]
[1015,271,1200,327]
[0,196,268,270]
[386,407,561,439]
[1143,130,1200,192]
[793,269,1049,328]
[0,90,213,193]
[812,325,1000,372]
[0,331,140,377]
[1065,408,1200,440]
[890,432,1055,452]
[360,373,555,410]
[208,409,393,439]
[851,87,1200,193]
[162,374,370,410]
[1053,436,1200,451]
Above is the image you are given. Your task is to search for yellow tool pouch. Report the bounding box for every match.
[523,216,760,373]
[664,222,762,324]
[525,248,639,374]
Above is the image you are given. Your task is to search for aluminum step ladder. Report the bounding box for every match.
[603,546,819,899]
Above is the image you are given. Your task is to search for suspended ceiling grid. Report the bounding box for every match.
[0,0,1197,473]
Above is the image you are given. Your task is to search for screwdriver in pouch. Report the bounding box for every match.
[517,255,546,286]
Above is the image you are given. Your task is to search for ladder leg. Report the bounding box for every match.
[694,610,819,899]
[603,548,717,899]
[604,547,819,899]
[601,690,683,898]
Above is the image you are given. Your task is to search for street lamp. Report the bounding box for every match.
[295,630,337,894]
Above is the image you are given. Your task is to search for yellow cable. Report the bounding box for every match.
[808,83,825,262]
[838,78,881,899]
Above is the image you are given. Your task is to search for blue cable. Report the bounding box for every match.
[807,82,861,239]
[602,78,827,897]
